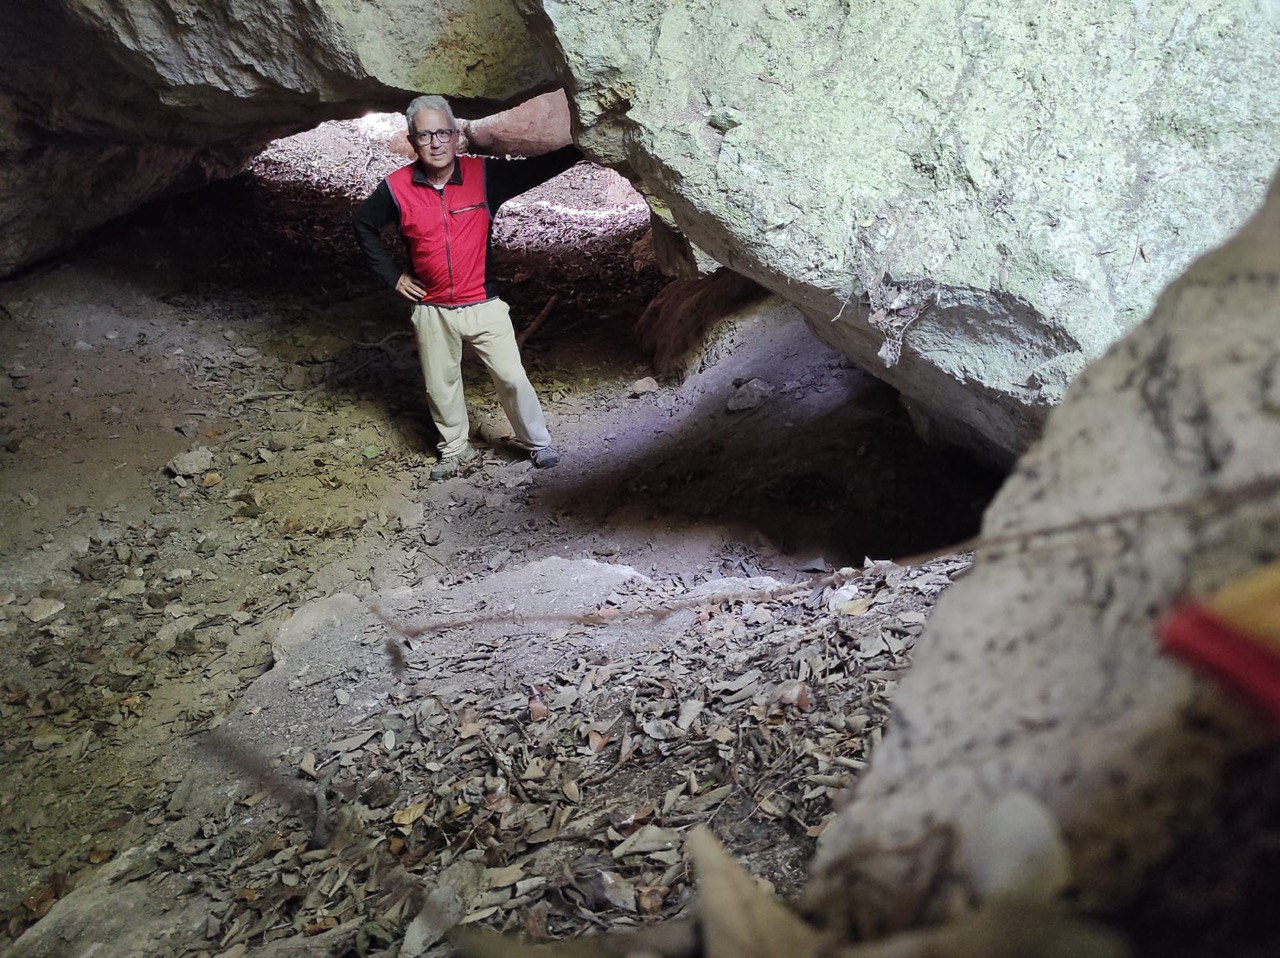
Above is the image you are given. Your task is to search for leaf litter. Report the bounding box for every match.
[104,553,972,954]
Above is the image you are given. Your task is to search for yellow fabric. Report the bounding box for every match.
[1206,561,1280,645]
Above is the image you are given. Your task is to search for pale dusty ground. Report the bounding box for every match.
[0,119,997,951]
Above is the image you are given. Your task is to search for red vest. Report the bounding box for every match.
[385,156,491,306]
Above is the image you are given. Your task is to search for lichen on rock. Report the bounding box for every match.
[520,0,1280,461]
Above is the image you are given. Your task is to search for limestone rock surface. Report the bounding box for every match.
[0,0,555,276]
[519,0,1280,461]
[807,166,1280,929]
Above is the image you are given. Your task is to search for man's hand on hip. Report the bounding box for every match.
[395,273,427,302]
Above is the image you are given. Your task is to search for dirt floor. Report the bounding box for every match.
[0,118,1001,954]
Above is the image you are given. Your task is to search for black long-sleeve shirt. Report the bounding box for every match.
[352,146,582,290]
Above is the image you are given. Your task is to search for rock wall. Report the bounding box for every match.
[0,0,555,276]
[517,0,1280,462]
[806,165,1280,933]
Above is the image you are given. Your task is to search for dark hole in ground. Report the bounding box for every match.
[81,116,1003,564]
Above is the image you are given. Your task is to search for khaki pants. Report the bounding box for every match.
[410,298,551,459]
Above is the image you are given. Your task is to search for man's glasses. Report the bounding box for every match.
[408,129,457,145]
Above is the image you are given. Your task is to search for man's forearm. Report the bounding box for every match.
[352,219,402,287]
[352,183,402,287]
[484,146,584,211]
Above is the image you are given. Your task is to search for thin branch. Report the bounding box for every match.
[517,293,562,349]
[368,474,1280,640]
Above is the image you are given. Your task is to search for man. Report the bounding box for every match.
[353,94,579,479]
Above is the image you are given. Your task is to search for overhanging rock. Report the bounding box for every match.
[0,0,556,276]
[517,0,1280,462]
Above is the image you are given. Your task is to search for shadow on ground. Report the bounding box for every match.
[538,310,1003,567]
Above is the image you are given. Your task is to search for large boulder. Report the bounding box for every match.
[518,0,1280,462]
[0,0,555,276]
[806,165,1280,937]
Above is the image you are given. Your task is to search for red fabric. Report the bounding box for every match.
[385,156,490,306]
[1160,602,1280,720]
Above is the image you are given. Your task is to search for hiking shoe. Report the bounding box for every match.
[530,446,561,469]
[428,445,478,480]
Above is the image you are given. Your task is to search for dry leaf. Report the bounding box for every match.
[840,596,873,616]
[521,757,548,780]
[662,782,686,813]
[618,733,638,764]
[759,798,787,818]
[676,699,704,730]
[393,800,429,827]
[612,824,680,859]
[303,916,338,935]
[328,729,377,753]
[641,719,683,740]
[484,863,523,889]
[583,870,636,912]
[637,884,668,915]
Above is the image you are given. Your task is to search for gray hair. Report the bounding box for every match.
[405,95,456,130]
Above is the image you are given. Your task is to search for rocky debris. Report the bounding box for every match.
[167,447,215,477]
[629,377,660,397]
[807,172,1280,946]
[20,599,64,624]
[250,115,410,197]
[726,378,773,413]
[522,0,1280,462]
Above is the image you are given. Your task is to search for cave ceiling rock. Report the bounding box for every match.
[516,0,1280,463]
[806,164,1280,933]
[0,0,556,276]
